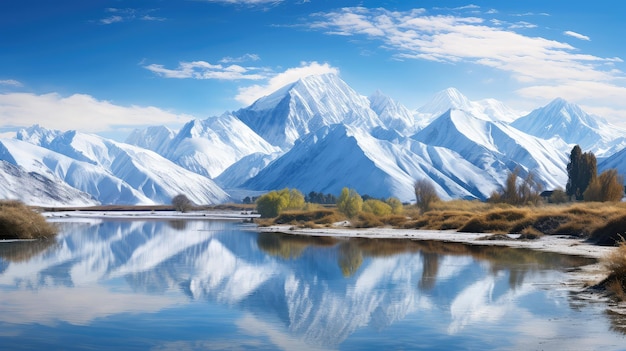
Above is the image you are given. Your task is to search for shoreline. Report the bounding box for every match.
[259,224,622,305]
[258,224,615,260]
[39,211,624,313]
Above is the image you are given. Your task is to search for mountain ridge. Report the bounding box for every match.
[1,73,623,205]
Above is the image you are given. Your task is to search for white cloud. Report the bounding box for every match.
[220,53,261,63]
[100,15,123,25]
[145,61,266,80]
[308,7,626,121]
[0,92,193,134]
[0,79,22,87]
[564,30,590,41]
[235,61,339,105]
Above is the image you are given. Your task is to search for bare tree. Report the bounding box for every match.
[172,194,193,213]
[414,179,439,213]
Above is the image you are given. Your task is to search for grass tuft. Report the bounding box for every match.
[601,241,626,300]
[0,201,57,240]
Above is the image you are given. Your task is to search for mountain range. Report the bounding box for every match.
[2,73,625,206]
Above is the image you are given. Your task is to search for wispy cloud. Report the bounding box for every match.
[564,30,590,41]
[0,93,192,133]
[0,79,23,87]
[100,15,124,25]
[236,61,339,105]
[145,60,267,80]
[200,0,284,4]
[307,7,625,115]
[219,53,261,63]
[99,8,165,25]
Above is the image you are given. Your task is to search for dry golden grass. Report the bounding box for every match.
[601,241,626,300]
[273,209,343,226]
[258,199,626,246]
[352,212,384,228]
[0,201,57,239]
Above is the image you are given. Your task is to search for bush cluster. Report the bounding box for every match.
[256,188,305,218]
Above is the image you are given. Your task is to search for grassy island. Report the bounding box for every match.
[0,200,57,240]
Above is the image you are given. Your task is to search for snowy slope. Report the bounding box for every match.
[598,148,626,177]
[236,73,383,149]
[14,126,230,205]
[0,138,152,205]
[156,114,280,178]
[214,151,282,190]
[413,109,569,191]
[511,98,626,156]
[125,125,177,155]
[368,90,416,134]
[416,88,523,125]
[0,160,98,207]
[243,124,500,201]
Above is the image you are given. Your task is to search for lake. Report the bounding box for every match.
[0,218,624,350]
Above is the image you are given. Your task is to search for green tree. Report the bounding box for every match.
[583,169,624,202]
[414,179,439,212]
[362,199,392,216]
[287,188,305,210]
[386,197,404,215]
[566,145,597,200]
[337,187,363,218]
[255,188,305,218]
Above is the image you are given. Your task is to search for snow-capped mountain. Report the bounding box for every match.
[126,114,280,179]
[0,160,97,207]
[243,124,499,201]
[511,98,626,156]
[7,126,230,205]
[235,73,384,149]
[125,125,177,155]
[3,74,624,206]
[416,88,523,124]
[368,90,416,134]
[413,109,569,190]
[215,151,282,189]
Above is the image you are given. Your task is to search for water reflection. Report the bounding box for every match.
[0,220,623,350]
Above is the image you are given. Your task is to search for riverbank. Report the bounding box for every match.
[259,224,626,314]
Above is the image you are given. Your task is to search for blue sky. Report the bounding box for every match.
[1,0,624,140]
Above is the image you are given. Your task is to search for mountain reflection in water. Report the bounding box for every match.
[0,219,624,350]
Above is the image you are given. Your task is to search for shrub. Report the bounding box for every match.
[414,179,439,212]
[353,212,383,228]
[583,169,624,202]
[386,197,404,215]
[602,241,626,300]
[362,199,392,216]
[337,188,363,218]
[518,227,544,240]
[490,169,542,205]
[590,214,626,246]
[274,209,341,225]
[381,215,410,227]
[172,194,194,212]
[0,201,57,239]
[256,188,305,218]
[549,188,569,204]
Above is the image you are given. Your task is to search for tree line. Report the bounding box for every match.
[171,144,624,215]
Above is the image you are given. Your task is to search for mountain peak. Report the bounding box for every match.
[236,73,382,149]
[417,87,473,117]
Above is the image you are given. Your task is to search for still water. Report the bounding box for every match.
[0,219,624,350]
